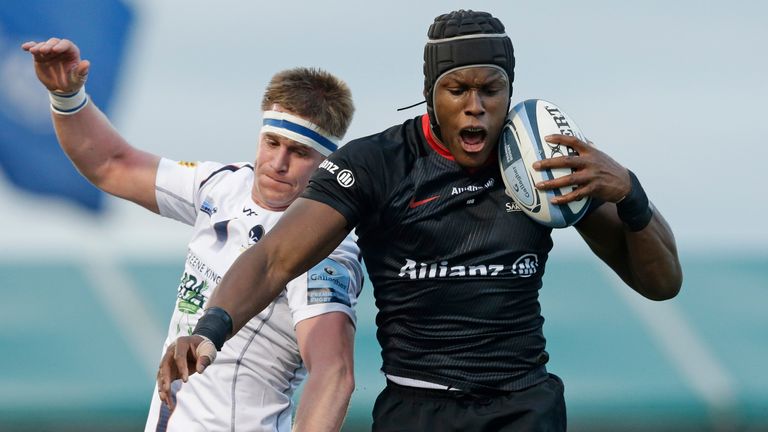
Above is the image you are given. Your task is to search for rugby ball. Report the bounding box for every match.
[499,99,591,228]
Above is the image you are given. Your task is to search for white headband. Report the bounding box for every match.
[261,110,341,156]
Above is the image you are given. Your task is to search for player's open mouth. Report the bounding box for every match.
[459,127,487,152]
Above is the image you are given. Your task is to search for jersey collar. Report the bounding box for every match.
[421,114,454,160]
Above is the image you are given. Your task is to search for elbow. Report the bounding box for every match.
[639,270,683,301]
[341,370,355,397]
[308,361,355,397]
[644,283,681,301]
[334,364,355,398]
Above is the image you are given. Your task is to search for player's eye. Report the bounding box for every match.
[482,86,502,97]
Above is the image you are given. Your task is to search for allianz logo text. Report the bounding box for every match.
[398,254,539,280]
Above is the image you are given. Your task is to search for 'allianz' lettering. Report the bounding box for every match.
[398,255,540,280]
[319,159,339,174]
[399,259,506,280]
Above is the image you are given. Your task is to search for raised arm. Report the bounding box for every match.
[534,135,683,300]
[157,198,352,406]
[22,38,160,211]
[292,313,355,432]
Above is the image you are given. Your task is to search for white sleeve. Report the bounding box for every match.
[154,158,224,225]
[286,234,363,327]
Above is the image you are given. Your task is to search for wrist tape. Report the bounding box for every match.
[49,86,89,115]
[192,307,233,351]
[195,335,218,364]
[617,170,653,232]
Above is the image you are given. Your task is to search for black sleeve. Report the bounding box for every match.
[302,135,387,230]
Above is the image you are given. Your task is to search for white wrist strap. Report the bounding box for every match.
[49,86,89,115]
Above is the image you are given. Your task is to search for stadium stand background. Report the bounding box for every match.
[1,1,766,431]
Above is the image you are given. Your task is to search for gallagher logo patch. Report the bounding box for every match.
[307,258,351,306]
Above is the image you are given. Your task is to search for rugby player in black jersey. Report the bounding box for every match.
[159,9,683,431]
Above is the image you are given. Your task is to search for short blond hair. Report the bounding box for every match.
[261,67,354,139]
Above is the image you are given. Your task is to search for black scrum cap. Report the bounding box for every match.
[423,10,515,131]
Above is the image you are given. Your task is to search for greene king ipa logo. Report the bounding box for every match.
[177,272,208,313]
[175,272,209,334]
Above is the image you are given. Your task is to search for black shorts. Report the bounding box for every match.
[371,374,566,432]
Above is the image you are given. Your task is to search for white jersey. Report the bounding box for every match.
[145,159,363,432]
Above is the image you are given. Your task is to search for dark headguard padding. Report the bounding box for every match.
[423,10,515,135]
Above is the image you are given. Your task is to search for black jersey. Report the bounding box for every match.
[304,114,559,392]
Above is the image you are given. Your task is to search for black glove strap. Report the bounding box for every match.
[192,307,233,351]
[617,170,654,232]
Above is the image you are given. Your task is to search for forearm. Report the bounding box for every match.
[205,242,291,334]
[293,367,354,432]
[618,210,683,300]
[609,171,683,299]
[51,101,160,208]
[199,200,352,347]
[52,102,124,181]
[578,166,683,300]
[23,39,159,208]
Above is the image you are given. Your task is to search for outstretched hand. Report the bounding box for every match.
[532,134,631,205]
[156,335,217,410]
[21,38,89,93]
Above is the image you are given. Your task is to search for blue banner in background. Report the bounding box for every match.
[0,0,134,212]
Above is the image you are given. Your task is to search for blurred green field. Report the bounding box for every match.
[1,252,766,431]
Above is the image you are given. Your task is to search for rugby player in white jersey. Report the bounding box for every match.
[23,38,362,432]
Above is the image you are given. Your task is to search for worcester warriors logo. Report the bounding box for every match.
[248,225,265,245]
